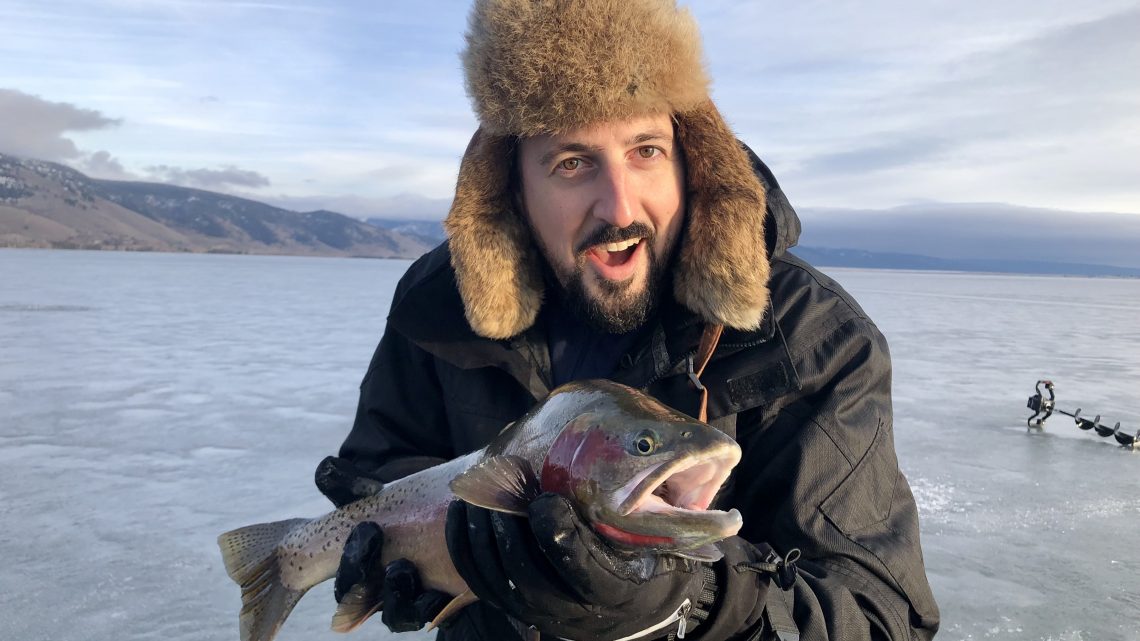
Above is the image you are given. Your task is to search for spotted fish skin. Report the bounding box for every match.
[217,452,478,641]
[217,380,742,641]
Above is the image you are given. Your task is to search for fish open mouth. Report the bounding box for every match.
[616,448,739,517]
[593,447,743,552]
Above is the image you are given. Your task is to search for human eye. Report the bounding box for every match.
[637,146,660,159]
[552,156,590,177]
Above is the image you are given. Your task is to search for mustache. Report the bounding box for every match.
[575,222,655,254]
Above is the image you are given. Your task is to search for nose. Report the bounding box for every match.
[593,163,635,228]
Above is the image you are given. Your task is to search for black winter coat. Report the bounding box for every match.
[331,162,940,641]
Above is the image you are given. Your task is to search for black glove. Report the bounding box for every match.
[314,455,386,508]
[315,456,453,633]
[334,522,453,633]
[446,493,712,641]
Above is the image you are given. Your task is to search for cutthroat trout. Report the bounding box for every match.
[217,379,742,641]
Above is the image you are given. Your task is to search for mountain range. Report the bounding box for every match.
[2,152,1138,277]
[0,153,432,258]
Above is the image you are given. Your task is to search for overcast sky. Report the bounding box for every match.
[1,0,1138,218]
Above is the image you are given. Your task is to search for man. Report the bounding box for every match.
[315,1,941,640]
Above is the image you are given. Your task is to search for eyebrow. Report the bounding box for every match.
[536,128,674,166]
[625,129,672,146]
[538,143,601,167]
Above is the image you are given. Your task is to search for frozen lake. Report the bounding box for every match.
[1,249,1138,641]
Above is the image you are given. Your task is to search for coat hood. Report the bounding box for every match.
[744,145,800,262]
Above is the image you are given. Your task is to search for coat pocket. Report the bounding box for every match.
[819,420,896,534]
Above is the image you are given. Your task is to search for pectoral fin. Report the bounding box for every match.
[449,455,540,515]
[428,590,479,630]
[329,581,383,633]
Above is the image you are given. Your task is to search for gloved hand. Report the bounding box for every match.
[335,522,454,633]
[314,456,453,633]
[314,455,387,508]
[446,493,712,641]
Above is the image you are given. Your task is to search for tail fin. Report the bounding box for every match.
[218,519,311,641]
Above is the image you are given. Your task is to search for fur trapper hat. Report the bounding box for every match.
[445,0,770,339]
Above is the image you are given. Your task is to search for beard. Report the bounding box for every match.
[537,221,674,334]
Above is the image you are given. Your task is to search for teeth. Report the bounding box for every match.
[604,238,640,253]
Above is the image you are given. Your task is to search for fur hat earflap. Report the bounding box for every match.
[446,0,770,339]
[674,101,769,330]
[444,130,545,340]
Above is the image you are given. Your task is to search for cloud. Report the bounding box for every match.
[0,88,121,160]
[78,150,136,180]
[719,5,1140,211]
[797,202,1140,268]
[144,164,271,190]
[0,89,287,196]
[800,137,950,175]
[5,2,1138,213]
[894,8,1140,145]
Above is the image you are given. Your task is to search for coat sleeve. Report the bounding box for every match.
[336,319,455,483]
[727,316,940,640]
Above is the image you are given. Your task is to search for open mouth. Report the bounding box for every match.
[616,448,740,517]
[586,237,642,272]
[592,448,742,552]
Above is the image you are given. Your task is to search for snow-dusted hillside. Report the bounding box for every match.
[0,153,434,258]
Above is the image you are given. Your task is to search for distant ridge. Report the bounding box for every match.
[792,247,1140,278]
[358,218,1140,278]
[0,153,432,258]
[366,218,447,247]
[798,203,1140,272]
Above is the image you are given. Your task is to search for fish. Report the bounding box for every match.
[217,379,743,641]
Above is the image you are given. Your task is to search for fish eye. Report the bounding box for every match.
[634,429,658,455]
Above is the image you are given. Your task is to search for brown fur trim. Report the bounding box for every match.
[447,1,770,338]
[464,0,709,136]
[444,130,544,339]
[674,101,769,330]
[446,105,770,339]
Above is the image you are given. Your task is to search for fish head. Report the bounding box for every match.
[539,402,743,557]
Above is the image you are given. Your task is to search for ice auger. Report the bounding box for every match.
[1026,380,1137,448]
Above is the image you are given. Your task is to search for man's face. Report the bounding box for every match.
[517,113,686,333]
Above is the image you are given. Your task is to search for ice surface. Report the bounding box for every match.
[2,251,1139,641]
[834,268,1140,641]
